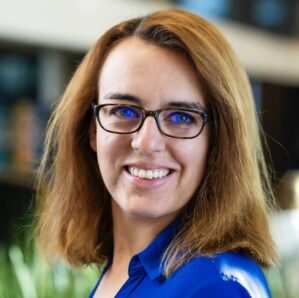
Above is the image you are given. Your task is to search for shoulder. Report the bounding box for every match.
[169,252,271,298]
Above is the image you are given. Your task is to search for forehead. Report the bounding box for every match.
[98,38,206,109]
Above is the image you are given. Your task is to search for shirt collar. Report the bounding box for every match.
[129,219,180,280]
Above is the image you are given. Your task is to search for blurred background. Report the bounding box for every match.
[0,0,298,297]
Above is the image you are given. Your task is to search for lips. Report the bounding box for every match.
[123,162,175,191]
[124,161,175,181]
[127,166,170,179]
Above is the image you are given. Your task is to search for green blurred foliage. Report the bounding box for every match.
[0,242,100,298]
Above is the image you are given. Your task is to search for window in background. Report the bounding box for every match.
[178,0,231,20]
[179,0,299,35]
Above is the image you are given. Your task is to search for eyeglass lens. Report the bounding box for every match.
[98,104,204,138]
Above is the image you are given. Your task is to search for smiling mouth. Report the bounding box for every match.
[126,166,172,180]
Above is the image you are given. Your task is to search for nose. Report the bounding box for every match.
[131,116,165,154]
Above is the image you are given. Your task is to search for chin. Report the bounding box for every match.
[124,206,163,220]
[112,194,179,222]
[122,204,177,223]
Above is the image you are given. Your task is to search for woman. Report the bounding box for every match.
[35,8,277,297]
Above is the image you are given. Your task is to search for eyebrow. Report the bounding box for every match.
[103,92,205,111]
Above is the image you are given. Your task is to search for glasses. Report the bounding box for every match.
[92,103,211,139]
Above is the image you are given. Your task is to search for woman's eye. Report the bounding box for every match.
[167,112,196,124]
[111,106,139,118]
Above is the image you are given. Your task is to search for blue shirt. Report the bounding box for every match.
[89,222,272,297]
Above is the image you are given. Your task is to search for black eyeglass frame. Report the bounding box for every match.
[92,103,212,139]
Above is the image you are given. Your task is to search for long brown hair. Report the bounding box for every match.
[34,8,277,276]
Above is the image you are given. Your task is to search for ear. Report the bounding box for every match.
[88,117,97,152]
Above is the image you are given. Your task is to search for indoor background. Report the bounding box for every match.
[0,0,298,297]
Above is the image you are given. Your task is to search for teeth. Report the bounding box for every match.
[128,167,170,179]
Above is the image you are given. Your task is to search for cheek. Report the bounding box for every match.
[96,134,120,189]
[186,150,207,177]
[176,138,209,182]
[96,133,111,164]
[95,131,131,172]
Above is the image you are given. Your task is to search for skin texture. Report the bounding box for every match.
[90,37,210,225]
[89,37,210,297]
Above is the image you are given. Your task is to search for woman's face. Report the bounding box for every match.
[90,38,210,225]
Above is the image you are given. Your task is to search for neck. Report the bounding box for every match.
[109,203,175,274]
